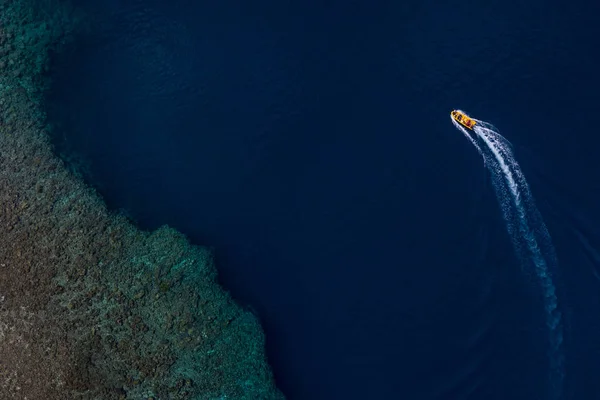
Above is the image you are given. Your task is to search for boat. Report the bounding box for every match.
[451,110,476,130]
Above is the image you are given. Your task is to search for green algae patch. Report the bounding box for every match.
[0,1,284,399]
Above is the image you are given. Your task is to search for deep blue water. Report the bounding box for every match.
[46,0,600,398]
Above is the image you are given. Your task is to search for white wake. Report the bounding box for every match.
[451,111,564,399]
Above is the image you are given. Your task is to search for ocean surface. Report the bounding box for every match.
[46,0,600,398]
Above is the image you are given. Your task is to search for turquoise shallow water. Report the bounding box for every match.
[47,0,600,398]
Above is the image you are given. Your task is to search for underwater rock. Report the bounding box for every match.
[0,1,284,398]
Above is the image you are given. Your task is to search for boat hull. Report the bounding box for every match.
[451,110,476,130]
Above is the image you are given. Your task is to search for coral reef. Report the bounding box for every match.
[0,1,284,398]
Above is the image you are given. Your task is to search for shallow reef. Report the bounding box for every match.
[0,1,284,398]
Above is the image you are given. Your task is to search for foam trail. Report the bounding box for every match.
[451,112,564,399]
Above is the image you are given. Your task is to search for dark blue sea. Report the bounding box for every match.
[46,0,600,398]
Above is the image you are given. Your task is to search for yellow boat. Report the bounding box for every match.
[451,110,476,130]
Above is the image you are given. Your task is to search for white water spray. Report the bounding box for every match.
[451,111,564,399]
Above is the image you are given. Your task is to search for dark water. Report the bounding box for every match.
[46,0,600,398]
